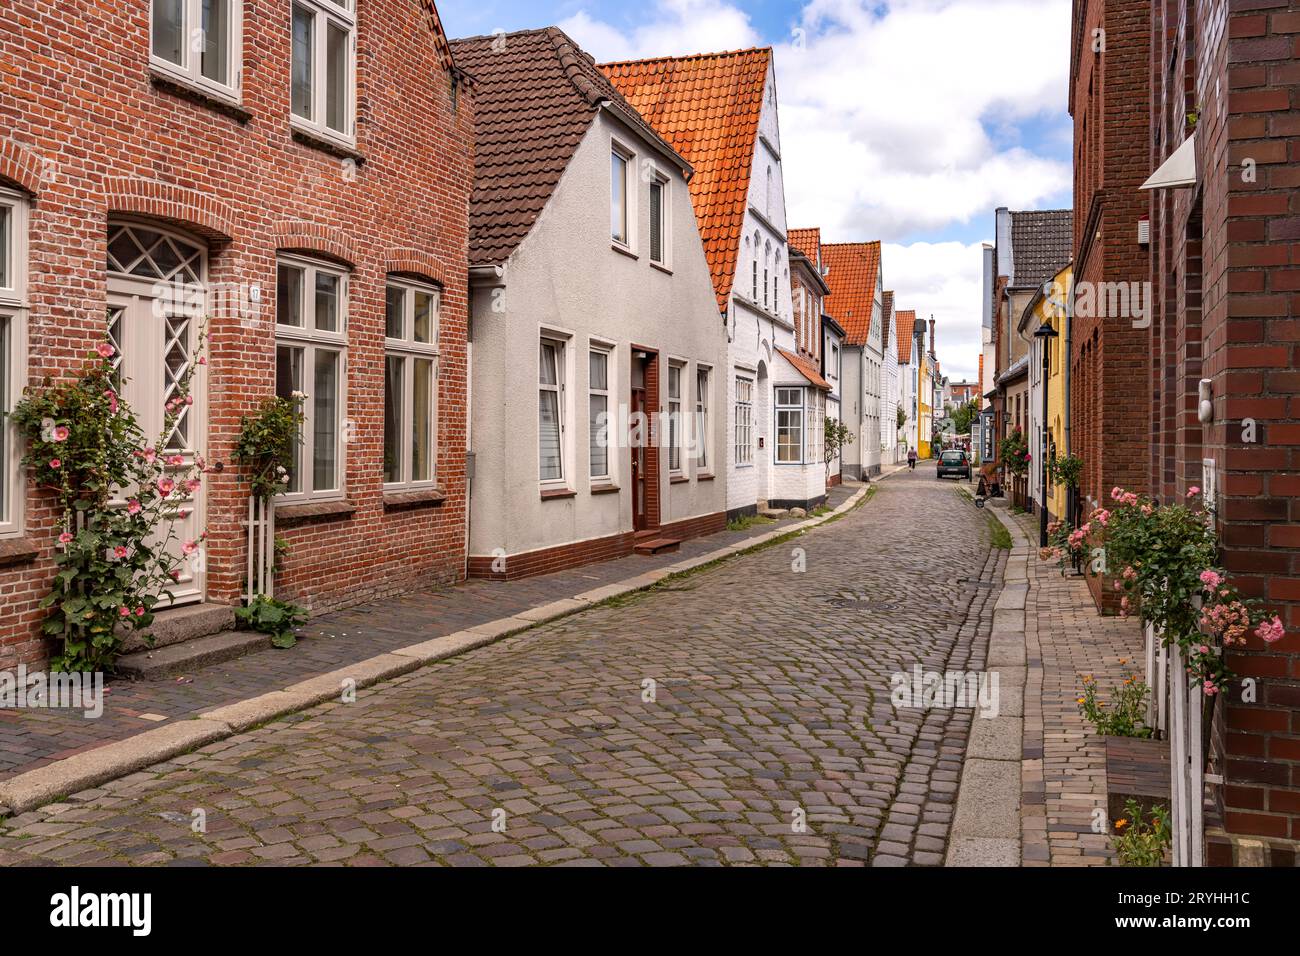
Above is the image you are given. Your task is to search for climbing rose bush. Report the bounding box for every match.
[1089,486,1280,696]
[8,336,209,672]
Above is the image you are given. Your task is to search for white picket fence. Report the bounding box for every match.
[245,495,275,600]
[1144,622,1205,867]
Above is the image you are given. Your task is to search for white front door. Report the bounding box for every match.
[106,222,208,607]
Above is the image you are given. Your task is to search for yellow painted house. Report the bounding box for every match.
[1038,263,1071,521]
[918,355,934,459]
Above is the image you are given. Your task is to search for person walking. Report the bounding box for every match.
[907,448,918,471]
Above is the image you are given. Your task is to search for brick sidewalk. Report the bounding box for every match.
[0,484,857,782]
[1013,512,1146,866]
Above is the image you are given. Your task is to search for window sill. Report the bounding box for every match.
[275,499,357,524]
[540,487,577,501]
[650,261,673,276]
[696,472,716,482]
[0,536,40,568]
[149,68,251,123]
[291,124,366,166]
[383,487,446,512]
[611,242,638,261]
[590,483,620,495]
[669,474,689,485]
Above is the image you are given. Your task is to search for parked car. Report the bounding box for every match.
[937,449,972,480]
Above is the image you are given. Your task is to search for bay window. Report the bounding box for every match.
[291,0,355,142]
[0,189,26,538]
[151,0,241,99]
[275,256,347,501]
[775,387,804,464]
[383,280,440,489]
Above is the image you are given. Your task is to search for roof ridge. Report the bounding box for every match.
[598,46,772,68]
[545,26,607,108]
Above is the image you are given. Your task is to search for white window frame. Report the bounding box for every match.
[539,332,570,487]
[588,342,614,483]
[734,374,753,467]
[775,386,806,465]
[289,0,357,146]
[667,360,684,475]
[150,0,243,103]
[383,278,440,492]
[695,365,711,472]
[611,141,635,251]
[648,172,670,268]
[275,254,348,504]
[0,189,28,539]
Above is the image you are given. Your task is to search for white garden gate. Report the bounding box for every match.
[1144,622,1205,867]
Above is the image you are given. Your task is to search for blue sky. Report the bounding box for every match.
[437,0,1075,381]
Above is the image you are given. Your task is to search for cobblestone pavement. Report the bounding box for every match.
[0,465,1002,867]
[1016,513,1144,866]
[0,484,853,781]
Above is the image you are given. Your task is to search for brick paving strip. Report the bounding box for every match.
[0,479,877,818]
[945,507,1145,867]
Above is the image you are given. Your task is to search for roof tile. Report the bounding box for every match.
[820,241,881,346]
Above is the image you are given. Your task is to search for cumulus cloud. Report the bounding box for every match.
[560,0,761,62]
[880,240,988,384]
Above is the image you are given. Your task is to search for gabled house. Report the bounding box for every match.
[0,0,474,666]
[788,228,838,485]
[895,309,919,453]
[880,290,902,465]
[602,49,829,515]
[820,241,884,479]
[453,28,727,579]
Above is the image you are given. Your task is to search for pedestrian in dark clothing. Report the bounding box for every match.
[907,448,918,471]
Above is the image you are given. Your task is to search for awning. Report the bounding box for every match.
[1141,132,1196,190]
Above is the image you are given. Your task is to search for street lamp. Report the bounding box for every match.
[1033,318,1059,547]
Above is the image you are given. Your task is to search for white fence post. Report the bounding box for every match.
[245,496,275,601]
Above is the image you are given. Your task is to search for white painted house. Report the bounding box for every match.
[880,290,902,465]
[604,48,830,515]
[455,28,728,579]
[820,241,883,479]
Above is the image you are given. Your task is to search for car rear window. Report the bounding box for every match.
[942,452,964,462]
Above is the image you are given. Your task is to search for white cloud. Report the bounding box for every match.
[881,240,987,384]
[559,0,761,62]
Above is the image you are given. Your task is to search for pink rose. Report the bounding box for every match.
[118,606,131,618]
[95,342,116,359]
[1256,616,1285,644]
[113,546,128,559]
[135,606,145,617]
[1111,487,1123,501]
[58,531,73,545]
[1199,570,1223,590]
[1203,680,1219,697]
[49,458,61,469]
[168,569,181,581]
[182,540,198,555]
[1187,486,1201,498]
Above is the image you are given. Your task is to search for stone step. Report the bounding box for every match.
[116,630,270,680]
[122,602,235,653]
[633,537,681,556]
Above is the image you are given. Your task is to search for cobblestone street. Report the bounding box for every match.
[0,467,1002,866]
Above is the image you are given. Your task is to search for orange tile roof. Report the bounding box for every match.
[788,227,821,263]
[820,241,881,346]
[600,49,772,312]
[775,347,830,390]
[895,310,917,364]
[979,353,985,391]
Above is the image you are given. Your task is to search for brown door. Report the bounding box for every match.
[631,376,647,531]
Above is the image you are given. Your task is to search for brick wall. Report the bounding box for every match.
[0,1,474,666]
[1069,0,1153,523]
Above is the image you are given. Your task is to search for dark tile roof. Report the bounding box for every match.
[450,28,683,267]
[1006,209,1073,289]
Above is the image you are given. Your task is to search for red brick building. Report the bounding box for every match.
[0,1,474,667]
[1144,0,1300,862]
[1069,0,1152,608]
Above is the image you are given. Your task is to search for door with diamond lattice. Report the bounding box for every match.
[105,221,208,606]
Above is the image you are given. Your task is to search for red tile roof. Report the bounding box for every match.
[775,346,830,390]
[788,227,821,262]
[451,28,685,267]
[600,48,772,312]
[895,309,917,364]
[820,241,881,346]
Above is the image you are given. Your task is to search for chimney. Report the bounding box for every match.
[929,317,936,355]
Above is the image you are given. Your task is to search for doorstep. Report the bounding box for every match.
[121,602,235,653]
[116,630,270,681]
